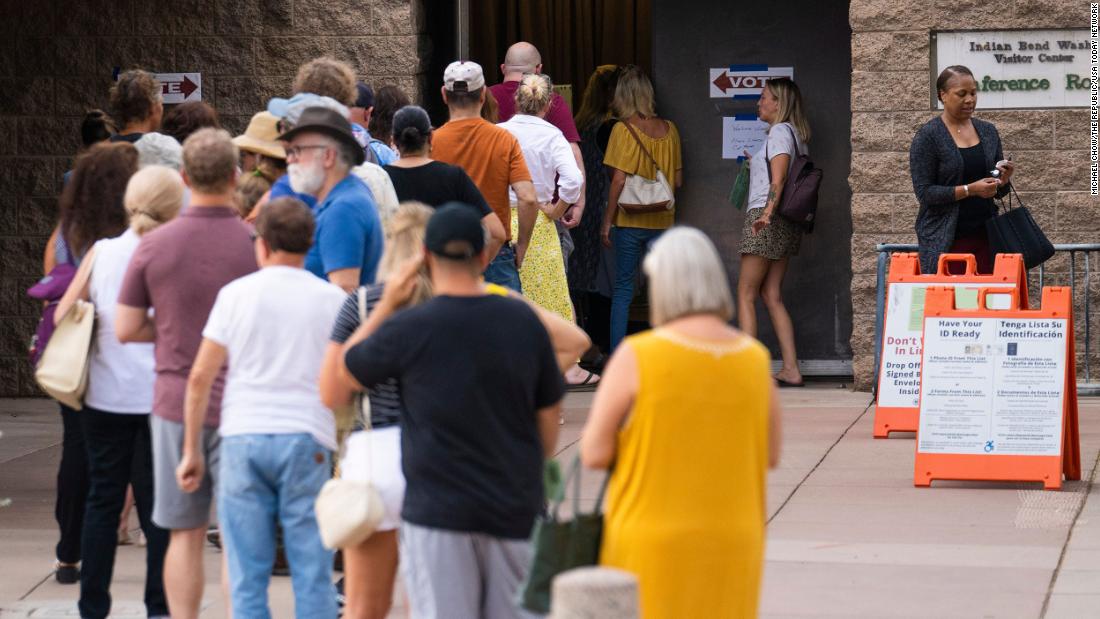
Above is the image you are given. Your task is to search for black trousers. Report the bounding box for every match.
[55,403,88,564]
[78,407,169,619]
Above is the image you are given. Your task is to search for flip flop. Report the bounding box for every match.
[567,370,601,392]
[776,377,805,388]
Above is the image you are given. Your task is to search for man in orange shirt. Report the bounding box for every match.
[431,60,538,293]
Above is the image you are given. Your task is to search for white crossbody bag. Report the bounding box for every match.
[315,287,385,549]
[617,120,676,215]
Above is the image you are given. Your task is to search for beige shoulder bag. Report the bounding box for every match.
[35,252,98,410]
[617,121,676,215]
[315,287,385,549]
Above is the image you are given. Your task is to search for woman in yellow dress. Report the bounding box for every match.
[580,226,782,618]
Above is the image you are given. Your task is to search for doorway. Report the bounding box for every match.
[466,0,652,106]
[652,0,854,375]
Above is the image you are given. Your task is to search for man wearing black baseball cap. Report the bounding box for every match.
[343,203,565,618]
[278,106,384,292]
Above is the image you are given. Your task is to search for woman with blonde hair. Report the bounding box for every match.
[54,165,184,618]
[317,201,433,619]
[600,65,682,352]
[581,226,781,619]
[737,76,811,387]
[500,74,596,388]
[499,74,583,320]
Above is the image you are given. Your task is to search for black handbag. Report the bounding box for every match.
[985,184,1054,269]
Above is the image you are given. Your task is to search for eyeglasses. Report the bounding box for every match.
[284,144,330,160]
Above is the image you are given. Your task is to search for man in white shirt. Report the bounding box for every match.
[176,197,346,617]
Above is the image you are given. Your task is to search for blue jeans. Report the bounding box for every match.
[610,227,664,351]
[484,243,522,293]
[218,434,336,619]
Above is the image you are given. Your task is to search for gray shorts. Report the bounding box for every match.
[151,415,220,531]
[400,522,541,619]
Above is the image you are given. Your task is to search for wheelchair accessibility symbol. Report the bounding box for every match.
[984,441,995,453]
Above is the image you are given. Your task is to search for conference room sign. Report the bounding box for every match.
[932,29,1092,109]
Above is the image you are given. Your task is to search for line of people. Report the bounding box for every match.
[34,43,787,619]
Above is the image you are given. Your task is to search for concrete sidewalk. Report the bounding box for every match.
[1,386,1098,618]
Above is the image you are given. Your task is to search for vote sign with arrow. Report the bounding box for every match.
[709,65,794,99]
[156,73,202,104]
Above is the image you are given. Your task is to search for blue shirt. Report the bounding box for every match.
[305,175,384,285]
[351,122,398,166]
[368,139,398,166]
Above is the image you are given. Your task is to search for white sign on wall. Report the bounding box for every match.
[933,29,1091,109]
[721,115,769,160]
[917,316,1068,456]
[155,73,202,104]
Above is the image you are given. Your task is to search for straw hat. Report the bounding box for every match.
[233,111,286,160]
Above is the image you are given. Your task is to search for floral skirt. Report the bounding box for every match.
[511,207,574,321]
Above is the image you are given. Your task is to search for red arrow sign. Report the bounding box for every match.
[713,72,733,92]
[156,73,202,103]
[180,76,198,99]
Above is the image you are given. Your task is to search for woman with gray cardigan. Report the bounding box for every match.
[910,65,1016,274]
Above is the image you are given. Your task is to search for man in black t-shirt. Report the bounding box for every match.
[344,203,564,618]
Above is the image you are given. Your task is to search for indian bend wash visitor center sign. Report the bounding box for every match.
[934,29,1092,108]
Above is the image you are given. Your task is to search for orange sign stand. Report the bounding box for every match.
[874,253,1028,438]
[913,286,1080,490]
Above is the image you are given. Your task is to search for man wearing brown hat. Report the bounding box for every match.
[278,106,384,292]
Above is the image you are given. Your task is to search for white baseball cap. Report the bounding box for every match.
[443,61,485,92]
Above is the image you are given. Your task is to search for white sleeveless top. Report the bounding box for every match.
[85,228,155,413]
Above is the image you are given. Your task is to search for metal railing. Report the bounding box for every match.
[872,243,1100,397]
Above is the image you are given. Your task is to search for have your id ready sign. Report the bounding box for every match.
[917,316,1067,457]
[709,65,793,99]
[933,29,1091,108]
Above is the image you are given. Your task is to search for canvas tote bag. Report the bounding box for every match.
[34,249,99,409]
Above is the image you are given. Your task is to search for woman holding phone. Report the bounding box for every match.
[910,65,1016,275]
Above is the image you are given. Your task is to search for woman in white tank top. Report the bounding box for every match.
[53,165,184,617]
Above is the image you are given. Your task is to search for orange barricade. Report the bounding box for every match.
[913,286,1080,490]
[874,253,1028,438]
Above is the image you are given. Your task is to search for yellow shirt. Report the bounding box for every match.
[600,328,771,618]
[602,120,682,230]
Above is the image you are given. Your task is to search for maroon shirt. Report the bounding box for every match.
[117,206,257,427]
[489,81,582,143]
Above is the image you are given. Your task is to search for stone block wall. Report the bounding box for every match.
[848,0,1094,390]
[0,0,428,396]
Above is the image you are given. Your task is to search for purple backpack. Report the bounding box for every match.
[766,124,822,232]
[26,235,79,366]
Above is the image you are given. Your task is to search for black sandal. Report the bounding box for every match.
[567,371,601,392]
